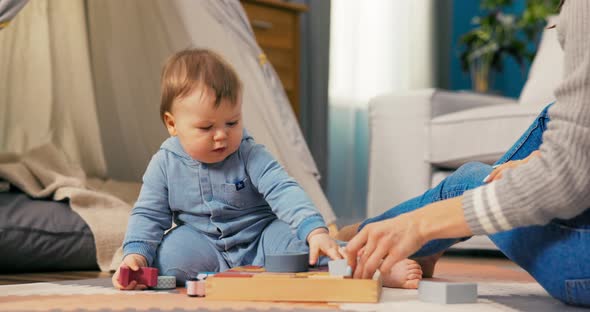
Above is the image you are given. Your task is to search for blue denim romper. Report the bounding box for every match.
[123,129,326,272]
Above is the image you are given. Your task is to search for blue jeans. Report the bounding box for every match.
[360,104,590,307]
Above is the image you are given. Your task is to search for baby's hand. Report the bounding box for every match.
[111,254,149,290]
[307,228,343,265]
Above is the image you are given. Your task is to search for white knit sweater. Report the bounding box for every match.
[463,0,590,235]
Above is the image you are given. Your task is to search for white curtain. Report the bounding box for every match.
[0,0,106,177]
[328,0,436,223]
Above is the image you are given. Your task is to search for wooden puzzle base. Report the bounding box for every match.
[205,266,381,303]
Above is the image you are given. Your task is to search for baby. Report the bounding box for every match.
[112,49,341,289]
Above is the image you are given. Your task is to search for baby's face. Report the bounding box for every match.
[165,87,243,164]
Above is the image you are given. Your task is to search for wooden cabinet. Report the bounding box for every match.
[241,0,307,120]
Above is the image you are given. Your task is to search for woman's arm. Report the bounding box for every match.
[346,149,544,278]
[346,197,472,279]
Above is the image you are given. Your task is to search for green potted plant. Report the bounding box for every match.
[459,0,560,93]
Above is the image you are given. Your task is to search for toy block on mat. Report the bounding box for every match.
[153,276,176,290]
[118,266,158,287]
[328,259,352,277]
[418,280,477,304]
[186,279,207,297]
[205,266,381,303]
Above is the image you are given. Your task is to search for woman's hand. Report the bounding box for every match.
[111,254,149,290]
[485,150,541,183]
[345,197,472,279]
[307,228,343,265]
[345,213,427,279]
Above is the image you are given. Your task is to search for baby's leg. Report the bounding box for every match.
[250,218,309,267]
[153,225,227,285]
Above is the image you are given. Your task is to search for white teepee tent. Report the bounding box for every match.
[0,0,336,269]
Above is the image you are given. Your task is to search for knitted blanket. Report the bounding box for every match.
[0,144,140,271]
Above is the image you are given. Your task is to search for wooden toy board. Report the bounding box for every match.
[205,266,382,303]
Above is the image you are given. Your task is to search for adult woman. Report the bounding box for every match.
[345,0,589,306]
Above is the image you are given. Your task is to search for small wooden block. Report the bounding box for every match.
[117,266,159,287]
[186,280,206,297]
[190,272,216,281]
[418,281,477,304]
[153,276,176,290]
[328,259,352,277]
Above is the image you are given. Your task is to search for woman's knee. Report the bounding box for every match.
[447,162,491,189]
[455,161,491,176]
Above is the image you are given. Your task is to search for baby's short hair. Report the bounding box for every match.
[160,49,242,122]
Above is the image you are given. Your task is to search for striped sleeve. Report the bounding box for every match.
[463,187,492,234]
[463,182,514,234]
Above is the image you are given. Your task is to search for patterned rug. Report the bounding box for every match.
[0,260,585,311]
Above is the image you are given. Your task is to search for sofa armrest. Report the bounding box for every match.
[426,90,517,117]
[366,89,516,217]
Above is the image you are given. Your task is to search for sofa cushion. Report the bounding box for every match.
[518,16,563,107]
[428,104,543,168]
[0,189,98,272]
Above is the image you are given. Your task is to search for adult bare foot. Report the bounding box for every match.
[414,251,444,278]
[381,259,423,289]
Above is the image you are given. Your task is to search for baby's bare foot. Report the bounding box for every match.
[381,259,423,289]
[414,251,444,278]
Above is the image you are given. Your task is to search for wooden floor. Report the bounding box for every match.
[0,254,524,286]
